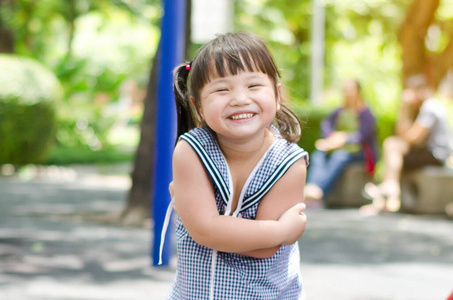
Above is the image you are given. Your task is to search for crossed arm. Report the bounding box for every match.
[172,140,307,258]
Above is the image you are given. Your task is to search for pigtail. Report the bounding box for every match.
[275,103,302,143]
[173,62,195,138]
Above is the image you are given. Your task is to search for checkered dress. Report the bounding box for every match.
[167,126,309,300]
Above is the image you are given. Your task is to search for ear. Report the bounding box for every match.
[276,83,282,111]
[190,96,204,122]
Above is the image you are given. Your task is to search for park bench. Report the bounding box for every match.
[324,163,453,215]
[400,166,453,214]
[324,163,371,208]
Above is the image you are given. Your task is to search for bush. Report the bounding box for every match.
[0,54,60,164]
[295,105,330,155]
[46,146,133,165]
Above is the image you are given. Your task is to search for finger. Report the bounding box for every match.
[292,202,306,213]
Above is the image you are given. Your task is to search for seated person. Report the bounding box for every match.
[304,79,378,205]
[361,74,453,215]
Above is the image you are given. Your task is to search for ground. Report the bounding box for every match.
[0,165,452,300]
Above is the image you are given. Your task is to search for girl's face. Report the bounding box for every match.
[194,70,280,142]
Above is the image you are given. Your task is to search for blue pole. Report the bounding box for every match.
[152,0,186,267]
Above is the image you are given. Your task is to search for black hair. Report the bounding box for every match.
[173,32,301,142]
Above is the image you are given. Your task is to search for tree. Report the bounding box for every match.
[0,2,13,53]
[120,44,159,226]
[121,0,192,226]
[0,19,13,53]
[400,0,453,87]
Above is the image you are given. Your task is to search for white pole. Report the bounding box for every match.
[310,0,325,105]
[192,0,233,44]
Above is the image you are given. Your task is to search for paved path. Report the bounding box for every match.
[0,165,452,300]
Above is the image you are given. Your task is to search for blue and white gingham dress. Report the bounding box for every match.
[167,126,309,300]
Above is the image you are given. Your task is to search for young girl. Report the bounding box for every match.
[166,32,309,299]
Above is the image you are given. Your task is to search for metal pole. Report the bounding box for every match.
[310,0,325,105]
[152,0,186,267]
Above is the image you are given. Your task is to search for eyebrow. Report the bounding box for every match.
[210,73,266,83]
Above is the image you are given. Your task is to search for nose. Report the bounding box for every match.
[231,88,251,106]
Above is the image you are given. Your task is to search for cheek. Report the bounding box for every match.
[200,104,222,124]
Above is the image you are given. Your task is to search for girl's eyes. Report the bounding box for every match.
[211,83,263,93]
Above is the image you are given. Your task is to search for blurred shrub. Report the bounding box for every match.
[295,105,329,155]
[46,146,133,165]
[0,54,60,164]
[50,10,157,152]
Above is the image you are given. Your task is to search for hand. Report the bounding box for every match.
[401,89,418,106]
[315,138,330,151]
[278,202,307,245]
[168,181,174,199]
[315,132,347,151]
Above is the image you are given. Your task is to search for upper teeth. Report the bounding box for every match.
[231,113,254,120]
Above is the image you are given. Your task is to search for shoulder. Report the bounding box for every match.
[256,147,307,219]
[284,155,307,178]
[270,157,307,195]
[327,107,342,118]
[359,107,376,125]
[419,98,447,119]
[275,137,309,167]
[173,139,199,171]
[180,126,215,145]
[421,98,444,110]
[258,150,307,209]
[359,105,375,116]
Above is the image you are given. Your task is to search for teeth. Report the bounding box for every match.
[231,113,254,120]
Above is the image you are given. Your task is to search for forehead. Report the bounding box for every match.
[343,80,358,90]
[208,52,265,77]
[190,35,280,97]
[206,70,271,84]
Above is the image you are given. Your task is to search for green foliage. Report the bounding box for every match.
[234,0,312,99]
[323,1,406,115]
[0,0,160,163]
[46,146,133,165]
[234,0,409,119]
[295,104,330,155]
[0,54,60,164]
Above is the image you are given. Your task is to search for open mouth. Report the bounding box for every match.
[229,113,255,120]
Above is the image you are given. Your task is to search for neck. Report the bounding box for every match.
[345,97,364,111]
[216,128,274,163]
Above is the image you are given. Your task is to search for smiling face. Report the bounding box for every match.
[194,70,280,142]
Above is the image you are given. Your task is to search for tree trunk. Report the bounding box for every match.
[120,0,192,227]
[399,0,453,88]
[399,0,439,86]
[120,45,160,227]
[429,32,453,88]
[0,16,14,53]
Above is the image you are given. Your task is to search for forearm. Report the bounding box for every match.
[237,245,282,259]
[396,104,416,136]
[396,119,413,137]
[401,123,429,146]
[191,215,285,253]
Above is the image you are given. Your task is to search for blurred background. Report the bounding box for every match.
[1,0,453,299]
[1,0,453,224]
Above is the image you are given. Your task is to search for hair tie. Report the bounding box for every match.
[185,60,193,71]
